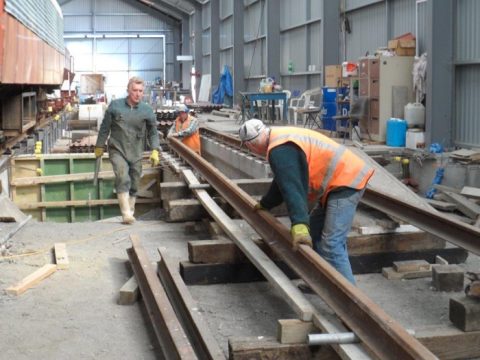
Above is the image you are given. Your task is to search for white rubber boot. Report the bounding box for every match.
[129,196,136,219]
[117,192,135,224]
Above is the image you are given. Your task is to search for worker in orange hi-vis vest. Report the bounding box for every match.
[238,119,374,285]
[167,104,201,155]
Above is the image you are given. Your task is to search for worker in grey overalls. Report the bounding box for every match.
[95,76,160,224]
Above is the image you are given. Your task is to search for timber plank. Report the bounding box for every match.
[442,191,480,219]
[117,276,139,305]
[11,168,159,186]
[6,264,57,295]
[277,319,316,344]
[347,232,445,256]
[426,199,457,211]
[180,260,269,284]
[188,232,446,265]
[417,325,480,360]
[350,248,468,274]
[188,239,247,264]
[382,267,432,280]
[393,260,431,273]
[54,243,69,269]
[228,336,339,360]
[160,182,190,201]
[181,247,468,285]
[166,198,207,222]
[17,197,161,210]
[160,178,272,201]
[188,238,278,264]
[460,186,480,199]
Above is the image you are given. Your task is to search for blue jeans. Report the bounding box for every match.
[310,187,365,284]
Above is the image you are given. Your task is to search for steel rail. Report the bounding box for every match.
[362,189,480,256]
[200,127,480,256]
[127,235,198,360]
[169,137,438,360]
[157,247,226,360]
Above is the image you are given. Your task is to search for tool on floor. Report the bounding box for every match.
[93,156,102,186]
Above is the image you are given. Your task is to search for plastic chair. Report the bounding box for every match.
[274,90,291,122]
[289,87,322,125]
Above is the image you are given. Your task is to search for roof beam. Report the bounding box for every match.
[135,0,183,21]
[181,0,201,10]
[156,0,196,14]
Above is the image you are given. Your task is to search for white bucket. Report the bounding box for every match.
[406,129,425,149]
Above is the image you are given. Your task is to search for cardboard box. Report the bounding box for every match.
[388,39,416,56]
[324,65,349,87]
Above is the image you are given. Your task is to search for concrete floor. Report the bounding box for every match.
[1,115,479,359]
[1,217,479,359]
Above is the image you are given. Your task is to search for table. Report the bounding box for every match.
[297,107,322,129]
[239,91,288,123]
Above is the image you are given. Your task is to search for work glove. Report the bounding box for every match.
[94,147,104,158]
[291,224,313,251]
[150,149,160,167]
[253,202,265,212]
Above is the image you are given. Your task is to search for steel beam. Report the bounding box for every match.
[127,235,198,360]
[157,248,225,360]
[361,189,480,256]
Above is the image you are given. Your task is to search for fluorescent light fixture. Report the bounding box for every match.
[176,55,193,61]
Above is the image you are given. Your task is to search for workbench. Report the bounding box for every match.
[239,91,288,124]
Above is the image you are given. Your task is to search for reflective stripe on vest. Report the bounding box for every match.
[267,127,373,204]
[175,115,201,154]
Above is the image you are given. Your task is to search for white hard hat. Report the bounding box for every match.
[176,104,189,113]
[238,119,266,143]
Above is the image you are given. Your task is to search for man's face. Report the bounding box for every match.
[179,111,188,121]
[127,82,144,105]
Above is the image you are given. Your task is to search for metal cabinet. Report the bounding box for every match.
[359,56,414,142]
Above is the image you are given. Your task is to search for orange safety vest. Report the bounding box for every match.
[267,127,374,205]
[175,115,201,154]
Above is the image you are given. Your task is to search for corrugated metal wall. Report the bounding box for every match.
[344,1,427,59]
[219,0,233,77]
[244,0,266,91]
[345,2,386,60]
[191,0,323,95]
[454,0,480,147]
[5,0,64,53]
[61,0,176,100]
[202,1,211,75]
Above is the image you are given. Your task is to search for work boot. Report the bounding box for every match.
[129,196,136,218]
[117,192,135,224]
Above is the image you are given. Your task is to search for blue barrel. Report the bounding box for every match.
[321,87,349,131]
[386,118,407,147]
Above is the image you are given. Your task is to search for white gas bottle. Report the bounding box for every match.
[404,102,425,128]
